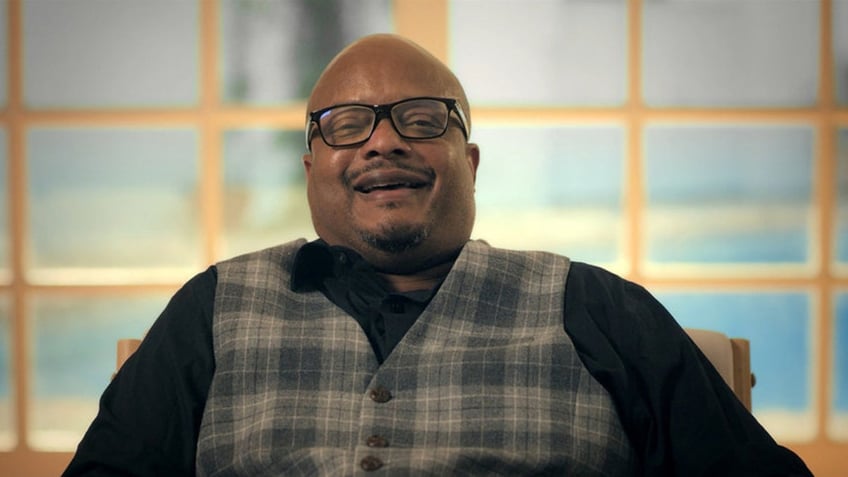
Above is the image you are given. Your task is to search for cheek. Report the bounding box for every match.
[306,158,350,217]
[444,155,477,199]
[308,154,348,192]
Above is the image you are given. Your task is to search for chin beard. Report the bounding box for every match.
[359,223,429,254]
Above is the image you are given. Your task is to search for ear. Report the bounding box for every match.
[466,143,480,183]
[302,152,313,179]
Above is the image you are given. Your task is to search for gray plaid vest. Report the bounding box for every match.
[197,239,636,476]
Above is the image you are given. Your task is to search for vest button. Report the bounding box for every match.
[368,386,392,403]
[366,434,389,448]
[360,455,383,471]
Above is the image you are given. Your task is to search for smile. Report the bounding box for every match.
[355,181,428,193]
[350,167,435,195]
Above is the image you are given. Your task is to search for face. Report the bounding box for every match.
[302,36,480,273]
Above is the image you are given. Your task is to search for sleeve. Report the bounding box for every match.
[62,267,218,477]
[563,262,812,477]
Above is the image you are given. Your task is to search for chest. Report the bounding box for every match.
[198,302,635,476]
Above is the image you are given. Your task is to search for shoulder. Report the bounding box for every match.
[215,239,307,284]
[563,261,678,350]
[463,240,571,278]
[566,262,662,319]
[566,261,652,302]
[182,265,218,298]
[217,239,308,268]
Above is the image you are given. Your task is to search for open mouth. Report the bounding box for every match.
[355,181,428,193]
[350,167,434,195]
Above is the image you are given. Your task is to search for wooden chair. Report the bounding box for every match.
[115,329,755,410]
[115,338,141,375]
[685,328,754,410]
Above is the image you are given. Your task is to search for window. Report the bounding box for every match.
[0,0,843,474]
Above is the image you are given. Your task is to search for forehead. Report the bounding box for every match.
[308,42,458,111]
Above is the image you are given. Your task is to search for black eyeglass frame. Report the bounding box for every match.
[305,96,470,151]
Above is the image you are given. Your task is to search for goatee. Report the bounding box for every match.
[359,223,429,253]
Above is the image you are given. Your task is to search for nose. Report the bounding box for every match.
[363,116,410,159]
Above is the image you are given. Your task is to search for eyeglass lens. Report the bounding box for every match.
[319,98,450,146]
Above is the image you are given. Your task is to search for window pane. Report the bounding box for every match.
[219,0,393,105]
[657,290,815,442]
[832,291,848,441]
[837,128,848,270]
[0,0,7,107]
[222,129,313,257]
[0,128,7,279]
[27,127,201,283]
[0,294,13,450]
[449,0,628,106]
[23,0,199,108]
[642,0,818,107]
[473,125,625,266]
[28,293,168,450]
[644,124,814,273]
[835,0,848,105]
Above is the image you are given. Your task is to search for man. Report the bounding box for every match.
[64,34,811,476]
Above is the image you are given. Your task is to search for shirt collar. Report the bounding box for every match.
[290,239,360,292]
[290,239,449,303]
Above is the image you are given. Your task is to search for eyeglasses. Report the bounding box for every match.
[305,97,469,151]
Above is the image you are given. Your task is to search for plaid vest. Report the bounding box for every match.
[197,240,636,476]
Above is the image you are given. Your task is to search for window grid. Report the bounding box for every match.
[0,0,845,474]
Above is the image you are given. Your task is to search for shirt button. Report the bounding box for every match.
[368,387,393,403]
[366,434,389,448]
[360,455,383,471]
[336,252,347,264]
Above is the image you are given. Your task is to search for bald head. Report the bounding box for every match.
[307,34,472,135]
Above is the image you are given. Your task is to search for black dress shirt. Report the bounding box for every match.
[63,240,813,477]
[290,240,440,363]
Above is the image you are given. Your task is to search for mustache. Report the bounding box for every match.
[343,161,436,187]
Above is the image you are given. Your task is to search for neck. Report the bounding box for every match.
[377,259,453,293]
